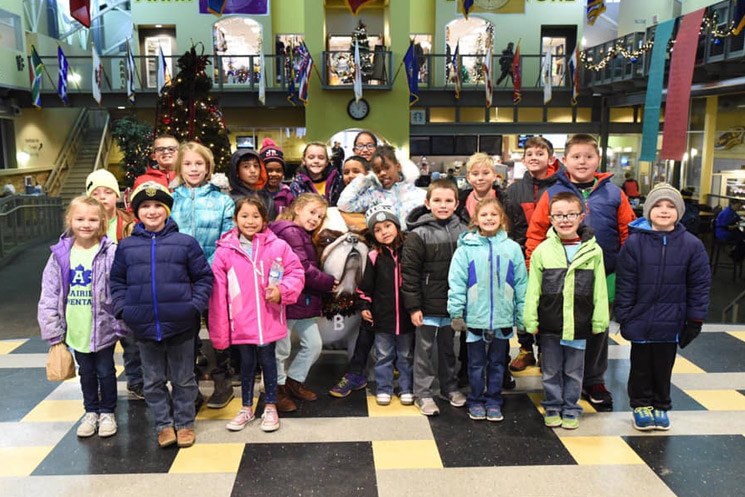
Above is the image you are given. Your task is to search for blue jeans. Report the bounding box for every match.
[276,318,322,384]
[74,345,117,414]
[120,335,143,389]
[466,336,509,408]
[374,332,414,395]
[540,333,585,418]
[236,343,278,406]
[138,335,198,432]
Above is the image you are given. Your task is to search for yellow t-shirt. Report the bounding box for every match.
[313,179,327,198]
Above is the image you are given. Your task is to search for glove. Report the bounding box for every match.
[679,320,702,349]
[451,317,467,332]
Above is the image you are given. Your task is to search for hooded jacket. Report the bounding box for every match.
[208,228,305,349]
[289,164,344,206]
[265,183,295,219]
[38,235,123,351]
[228,149,276,218]
[615,219,711,343]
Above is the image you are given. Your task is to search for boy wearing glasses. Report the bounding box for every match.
[133,135,180,190]
[524,192,608,430]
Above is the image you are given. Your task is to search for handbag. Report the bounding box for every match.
[46,342,76,381]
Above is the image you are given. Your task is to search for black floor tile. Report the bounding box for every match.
[11,337,51,354]
[625,435,745,497]
[428,394,576,467]
[677,333,745,372]
[232,442,377,497]
[0,367,58,422]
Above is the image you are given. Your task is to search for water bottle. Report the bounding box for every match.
[268,257,283,285]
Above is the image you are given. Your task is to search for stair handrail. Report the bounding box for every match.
[92,113,112,172]
[44,108,89,196]
[722,288,745,323]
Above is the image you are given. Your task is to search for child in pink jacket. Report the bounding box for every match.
[209,197,305,433]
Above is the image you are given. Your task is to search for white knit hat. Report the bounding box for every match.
[85,169,121,197]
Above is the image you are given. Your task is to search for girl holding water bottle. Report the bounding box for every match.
[209,197,305,432]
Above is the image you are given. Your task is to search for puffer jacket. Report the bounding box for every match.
[265,184,295,219]
[268,220,336,319]
[615,219,711,343]
[447,230,527,331]
[208,228,305,349]
[110,218,214,341]
[171,182,234,263]
[401,206,467,316]
[38,235,123,351]
[289,165,344,206]
[523,226,609,340]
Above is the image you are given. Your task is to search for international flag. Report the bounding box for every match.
[70,0,91,28]
[345,0,372,15]
[463,0,474,19]
[586,0,606,26]
[541,50,552,105]
[126,40,136,104]
[483,44,493,108]
[297,42,313,104]
[512,42,522,104]
[286,49,298,106]
[569,45,580,105]
[353,39,363,102]
[156,46,170,96]
[258,48,266,105]
[452,42,461,99]
[92,46,103,105]
[58,46,69,105]
[30,46,44,109]
[733,0,745,36]
[207,0,227,16]
[403,40,419,105]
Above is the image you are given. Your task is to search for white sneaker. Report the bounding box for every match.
[399,393,414,405]
[376,393,392,406]
[98,413,118,437]
[446,390,467,408]
[77,412,99,437]
[226,407,255,431]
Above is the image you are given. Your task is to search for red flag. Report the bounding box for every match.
[70,0,91,28]
[512,43,522,105]
[345,0,372,15]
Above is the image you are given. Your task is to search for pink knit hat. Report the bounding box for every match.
[259,138,285,170]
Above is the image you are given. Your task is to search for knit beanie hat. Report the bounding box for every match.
[85,169,121,197]
[131,181,173,218]
[365,203,400,231]
[259,138,285,170]
[643,183,684,221]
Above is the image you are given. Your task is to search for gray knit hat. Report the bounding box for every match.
[365,203,400,231]
[643,183,684,221]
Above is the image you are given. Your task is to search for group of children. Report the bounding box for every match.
[38,131,711,449]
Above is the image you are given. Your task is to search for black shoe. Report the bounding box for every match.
[196,352,209,367]
[502,370,516,390]
[128,385,145,400]
[195,391,205,412]
[582,383,613,411]
[207,373,235,409]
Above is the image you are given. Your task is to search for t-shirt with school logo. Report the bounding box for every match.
[65,244,99,353]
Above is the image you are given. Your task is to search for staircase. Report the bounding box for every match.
[58,129,107,205]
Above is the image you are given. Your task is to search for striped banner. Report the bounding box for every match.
[30,46,43,109]
[484,44,492,108]
[58,47,69,105]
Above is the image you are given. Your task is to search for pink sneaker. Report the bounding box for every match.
[226,407,255,431]
[261,405,280,432]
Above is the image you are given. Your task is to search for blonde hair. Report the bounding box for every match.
[174,141,215,186]
[65,196,107,240]
[470,197,510,234]
[277,193,328,232]
[302,142,329,161]
[465,152,496,174]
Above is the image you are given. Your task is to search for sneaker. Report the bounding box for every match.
[76,412,99,438]
[157,426,177,448]
[486,407,504,422]
[502,370,517,390]
[399,392,414,406]
[652,409,670,431]
[632,406,655,431]
[260,405,280,432]
[544,411,562,428]
[561,415,580,430]
[509,348,536,372]
[445,390,467,407]
[207,373,235,409]
[376,393,392,406]
[226,407,255,431]
[195,352,209,367]
[416,397,440,416]
[467,404,486,420]
[98,413,117,438]
[128,385,145,400]
[583,383,613,411]
[329,372,367,398]
[176,427,196,448]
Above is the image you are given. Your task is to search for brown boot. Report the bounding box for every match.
[176,427,196,448]
[158,427,177,448]
[276,384,298,412]
[285,377,318,401]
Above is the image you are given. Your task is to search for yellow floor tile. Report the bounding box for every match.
[169,443,245,473]
[685,390,745,411]
[366,395,420,417]
[609,333,630,346]
[511,365,541,377]
[560,436,644,465]
[728,331,745,343]
[196,396,257,420]
[372,440,443,470]
[526,392,594,414]
[0,340,25,355]
[0,446,54,476]
[672,356,705,374]
[22,399,84,422]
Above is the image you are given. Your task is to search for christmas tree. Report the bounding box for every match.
[112,115,153,187]
[154,44,232,173]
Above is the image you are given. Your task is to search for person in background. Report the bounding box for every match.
[289,142,345,206]
[227,148,276,219]
[260,138,295,218]
[133,135,180,190]
[714,198,745,262]
[622,172,641,199]
[680,188,701,236]
[496,42,515,86]
[331,141,345,172]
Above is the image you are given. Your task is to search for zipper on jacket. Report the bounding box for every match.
[489,239,494,331]
[255,241,265,345]
[654,235,668,302]
[89,243,104,351]
[151,234,162,341]
[393,248,401,336]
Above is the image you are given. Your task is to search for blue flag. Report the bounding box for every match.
[57,46,68,105]
[640,19,675,162]
[404,41,419,105]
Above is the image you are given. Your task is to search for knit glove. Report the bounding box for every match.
[679,320,702,349]
[451,318,467,332]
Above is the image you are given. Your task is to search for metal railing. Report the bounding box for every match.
[0,195,63,264]
[44,108,88,196]
[722,288,745,322]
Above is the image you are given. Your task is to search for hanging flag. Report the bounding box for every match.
[586,0,606,26]
[568,45,580,105]
[207,0,227,16]
[353,40,363,102]
[297,42,314,104]
[483,44,493,108]
[258,48,266,105]
[30,46,44,109]
[156,46,170,96]
[733,0,745,36]
[345,0,372,15]
[70,0,91,28]
[58,46,69,105]
[92,46,103,105]
[452,42,461,99]
[512,42,522,104]
[463,0,474,19]
[286,46,299,105]
[541,50,552,105]
[126,40,136,104]
[403,40,419,106]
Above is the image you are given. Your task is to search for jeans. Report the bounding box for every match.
[540,333,585,418]
[413,323,458,398]
[348,319,375,376]
[120,335,143,389]
[466,336,509,408]
[138,334,198,432]
[236,343,278,406]
[583,329,609,387]
[628,342,677,410]
[276,318,322,384]
[74,345,117,414]
[374,332,414,395]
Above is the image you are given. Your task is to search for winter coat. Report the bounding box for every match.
[337,171,426,231]
[269,220,335,319]
[171,182,235,263]
[447,230,528,331]
[110,218,214,342]
[525,171,636,275]
[208,228,305,349]
[265,184,295,219]
[228,149,276,219]
[715,206,742,242]
[38,235,123,351]
[357,244,414,335]
[615,219,711,343]
[401,206,468,316]
[114,208,135,241]
[523,226,609,341]
[455,184,505,225]
[289,165,344,207]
